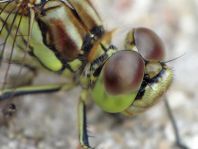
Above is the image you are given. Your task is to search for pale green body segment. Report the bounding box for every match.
[0,12,63,72]
[29,25,63,72]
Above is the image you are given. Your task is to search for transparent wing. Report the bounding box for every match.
[0,0,36,91]
[66,0,103,31]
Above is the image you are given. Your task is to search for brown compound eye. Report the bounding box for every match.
[134,27,165,61]
[103,51,145,95]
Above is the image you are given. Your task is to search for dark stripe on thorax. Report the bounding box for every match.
[81,26,105,55]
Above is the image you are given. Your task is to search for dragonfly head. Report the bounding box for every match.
[92,27,173,114]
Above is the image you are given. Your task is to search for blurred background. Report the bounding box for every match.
[0,0,198,149]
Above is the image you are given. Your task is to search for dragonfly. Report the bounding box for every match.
[0,0,189,148]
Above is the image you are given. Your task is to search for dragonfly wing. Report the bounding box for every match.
[66,0,103,31]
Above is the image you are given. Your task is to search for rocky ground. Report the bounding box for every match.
[0,0,197,149]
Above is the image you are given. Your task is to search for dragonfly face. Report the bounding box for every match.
[91,27,173,114]
[0,0,179,148]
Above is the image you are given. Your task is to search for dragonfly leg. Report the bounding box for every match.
[0,83,75,101]
[78,90,93,149]
[164,97,189,149]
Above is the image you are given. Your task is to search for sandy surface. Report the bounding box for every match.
[0,0,198,149]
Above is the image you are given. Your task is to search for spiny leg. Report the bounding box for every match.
[164,97,189,149]
[78,90,93,149]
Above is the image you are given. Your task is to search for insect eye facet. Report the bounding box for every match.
[134,27,165,61]
[103,51,145,95]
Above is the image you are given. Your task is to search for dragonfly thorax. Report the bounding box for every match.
[37,0,107,62]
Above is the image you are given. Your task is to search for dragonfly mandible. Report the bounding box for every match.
[0,0,188,148]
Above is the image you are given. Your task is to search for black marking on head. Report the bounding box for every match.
[135,66,166,100]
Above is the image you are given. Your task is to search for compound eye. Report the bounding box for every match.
[103,51,145,95]
[134,27,165,61]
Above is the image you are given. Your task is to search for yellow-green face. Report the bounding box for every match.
[91,28,173,114]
